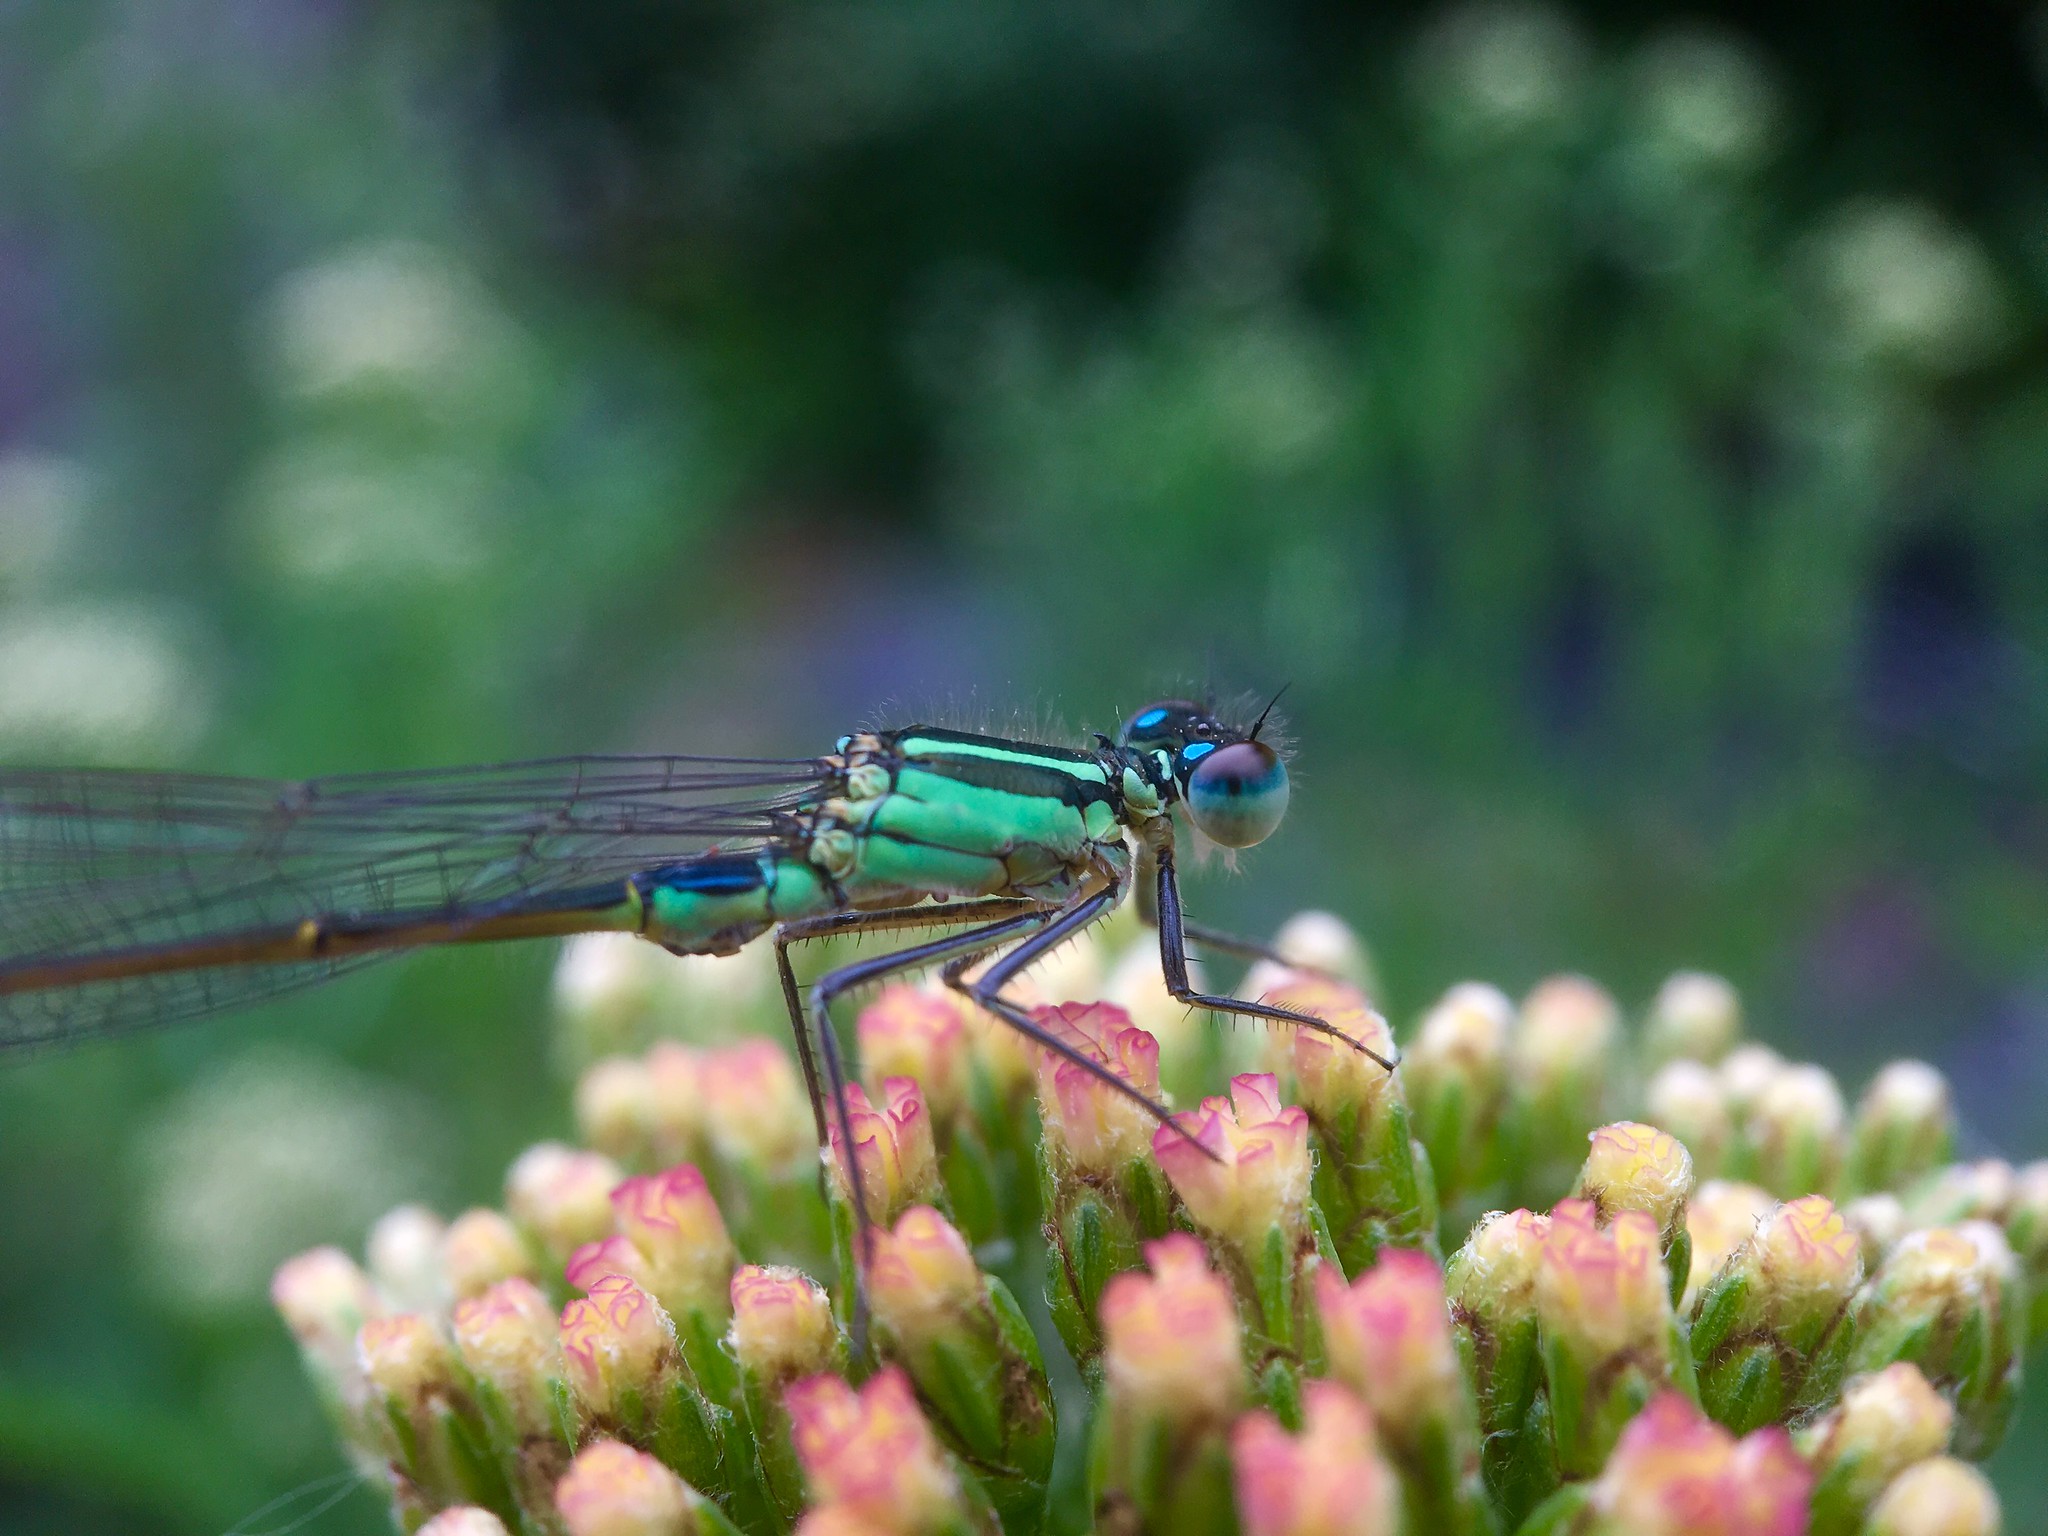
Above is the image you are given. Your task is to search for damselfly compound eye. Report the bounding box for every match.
[1183,740,1289,848]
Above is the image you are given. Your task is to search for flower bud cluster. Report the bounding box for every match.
[269,910,2030,1536]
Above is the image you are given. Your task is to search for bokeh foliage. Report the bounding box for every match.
[0,2,2045,1531]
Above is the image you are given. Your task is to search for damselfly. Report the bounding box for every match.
[0,698,1390,1235]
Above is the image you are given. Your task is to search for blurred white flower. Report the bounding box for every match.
[0,453,91,588]
[262,241,533,404]
[137,1047,439,1312]
[1626,30,1778,172]
[1809,200,2012,374]
[1411,4,1589,145]
[0,601,211,761]
[1172,136,1325,306]
[243,443,491,588]
[1200,322,1345,470]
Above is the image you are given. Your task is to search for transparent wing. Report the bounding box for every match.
[0,754,833,1050]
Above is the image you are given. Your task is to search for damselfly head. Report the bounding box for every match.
[1119,698,1292,848]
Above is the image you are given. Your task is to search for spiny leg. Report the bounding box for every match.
[944,878,1219,1157]
[771,896,1044,1144]
[774,902,1057,1351]
[1152,836,1397,1073]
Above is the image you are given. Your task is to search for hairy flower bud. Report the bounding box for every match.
[577,1056,661,1166]
[1318,1251,1487,1535]
[859,984,971,1122]
[1645,1060,1736,1178]
[1100,1233,1245,1427]
[785,1368,960,1535]
[1573,1121,1696,1249]
[1642,971,1742,1067]
[451,1276,563,1437]
[1690,1195,1862,1429]
[274,1246,383,1382]
[1240,911,1376,1001]
[1508,975,1619,1201]
[1098,1235,1246,1536]
[442,1208,534,1302]
[1718,1044,1784,1120]
[867,1205,982,1339]
[1849,1223,2024,1458]
[506,1143,624,1264]
[1843,1192,1910,1271]
[1153,1073,1312,1252]
[560,1274,677,1421]
[418,1511,513,1536]
[644,1043,707,1166]
[1231,1381,1400,1536]
[1744,1063,1847,1197]
[1404,982,1511,1204]
[730,1265,839,1384]
[1318,1250,1461,1427]
[1535,1201,1679,1475]
[611,1165,736,1320]
[1585,1391,1811,1536]
[1681,1179,1773,1311]
[555,1439,700,1536]
[825,1078,941,1223]
[359,1312,458,1415]
[1034,1001,1161,1174]
[1850,1061,1955,1195]
[368,1204,446,1315]
[700,1039,813,1179]
[567,1235,657,1296]
[1865,1457,2000,1536]
[1798,1363,1954,1536]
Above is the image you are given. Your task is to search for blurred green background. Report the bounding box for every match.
[2,2,2046,1530]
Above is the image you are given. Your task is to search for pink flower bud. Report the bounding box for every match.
[506,1143,624,1263]
[418,1509,514,1536]
[357,1313,457,1413]
[611,1165,736,1317]
[1099,1233,1244,1425]
[1152,1073,1312,1251]
[1535,1200,1671,1360]
[1590,1391,1811,1536]
[858,984,971,1120]
[699,1039,812,1176]
[1682,1180,1773,1309]
[559,1274,677,1417]
[450,1277,559,1430]
[1032,1001,1162,1173]
[1232,1381,1400,1536]
[567,1235,657,1296]
[1317,1249,1462,1426]
[442,1208,534,1301]
[555,1438,696,1536]
[1513,974,1620,1091]
[825,1078,940,1221]
[1262,976,1396,1119]
[645,1042,706,1164]
[1865,1456,2000,1536]
[867,1205,983,1343]
[576,1055,660,1163]
[729,1264,838,1382]
[272,1246,382,1377]
[367,1204,446,1314]
[785,1367,959,1532]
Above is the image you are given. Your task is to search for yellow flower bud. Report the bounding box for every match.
[366,1204,446,1314]
[1797,1363,1954,1512]
[1642,971,1742,1066]
[1231,1381,1400,1536]
[1153,1073,1312,1252]
[1099,1233,1245,1427]
[577,1055,660,1164]
[555,1438,697,1536]
[1574,1121,1696,1238]
[506,1143,623,1263]
[729,1264,838,1383]
[867,1205,983,1343]
[1681,1180,1772,1310]
[441,1208,534,1302]
[1866,1457,2000,1536]
[858,984,971,1121]
[785,1367,960,1534]
[1535,1200,1671,1360]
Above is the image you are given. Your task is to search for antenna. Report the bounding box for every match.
[1249,683,1291,742]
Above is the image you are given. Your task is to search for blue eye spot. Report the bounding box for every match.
[1133,708,1168,729]
[1181,741,1217,763]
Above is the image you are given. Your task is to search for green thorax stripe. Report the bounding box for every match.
[885,727,1117,811]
